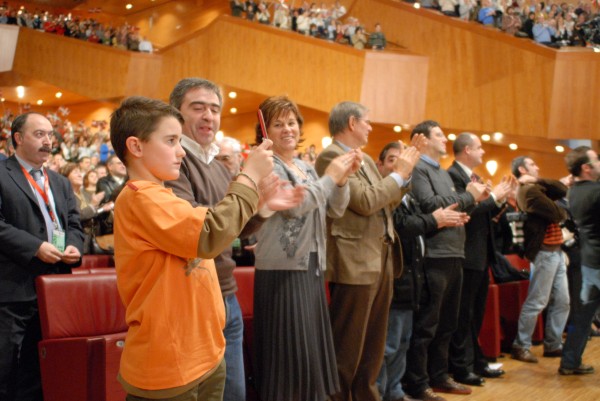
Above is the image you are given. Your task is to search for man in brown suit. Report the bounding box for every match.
[315,101,424,401]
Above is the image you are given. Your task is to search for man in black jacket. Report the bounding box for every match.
[559,146,600,375]
[447,133,514,385]
[0,112,84,401]
[376,141,468,401]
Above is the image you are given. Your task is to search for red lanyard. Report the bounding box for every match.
[21,166,58,224]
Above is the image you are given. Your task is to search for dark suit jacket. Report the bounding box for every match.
[448,161,499,271]
[0,156,84,302]
[315,142,407,285]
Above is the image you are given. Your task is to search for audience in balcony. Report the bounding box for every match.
[0,4,151,52]
[368,22,388,49]
[533,13,559,46]
[502,6,524,35]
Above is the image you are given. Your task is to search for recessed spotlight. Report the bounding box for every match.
[37,99,43,105]
[230,107,237,114]
[481,134,491,142]
[125,4,133,10]
[509,143,518,150]
[493,132,503,141]
[447,133,456,141]
[393,125,402,133]
[414,2,421,9]
[0,97,5,102]
[228,91,237,99]
[216,131,224,141]
[16,86,25,99]
[555,145,565,153]
[55,92,63,98]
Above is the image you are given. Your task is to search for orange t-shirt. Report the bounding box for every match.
[114,181,226,390]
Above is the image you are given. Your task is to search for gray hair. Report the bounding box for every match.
[328,101,368,136]
[217,136,242,153]
[169,78,223,110]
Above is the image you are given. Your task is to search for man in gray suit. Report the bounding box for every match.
[0,112,84,401]
[315,101,424,401]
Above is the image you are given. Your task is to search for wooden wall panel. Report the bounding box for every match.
[159,17,366,112]
[350,0,600,140]
[12,28,162,101]
[360,51,428,125]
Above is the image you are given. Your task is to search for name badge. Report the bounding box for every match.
[52,229,66,253]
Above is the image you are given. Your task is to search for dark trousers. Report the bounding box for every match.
[404,258,463,395]
[449,268,489,376]
[329,243,394,401]
[0,301,44,401]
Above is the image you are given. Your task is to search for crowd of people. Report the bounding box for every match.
[2,76,599,401]
[230,0,388,49]
[0,2,153,52]
[418,0,600,47]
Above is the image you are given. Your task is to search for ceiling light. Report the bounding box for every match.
[16,86,25,99]
[486,160,498,176]
[55,92,63,98]
[228,91,237,99]
[393,125,402,133]
[322,136,332,149]
[216,131,224,141]
[447,133,456,141]
[230,107,237,114]
[555,145,565,153]
[493,132,503,141]
[481,134,491,142]
[0,98,5,102]
[414,2,421,9]
[509,143,518,150]
[36,99,43,105]
[125,4,133,10]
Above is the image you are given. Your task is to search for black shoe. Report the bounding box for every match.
[543,348,562,357]
[478,366,506,378]
[454,372,485,386]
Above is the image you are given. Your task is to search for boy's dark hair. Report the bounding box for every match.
[411,120,439,139]
[565,146,591,177]
[110,96,184,166]
[378,141,401,162]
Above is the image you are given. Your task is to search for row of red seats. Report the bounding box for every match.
[34,255,540,401]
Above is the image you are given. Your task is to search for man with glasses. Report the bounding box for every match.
[316,101,424,401]
[0,112,84,400]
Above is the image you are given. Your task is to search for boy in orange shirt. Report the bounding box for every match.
[110,96,276,400]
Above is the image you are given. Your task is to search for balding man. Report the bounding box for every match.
[447,133,513,385]
[0,112,84,401]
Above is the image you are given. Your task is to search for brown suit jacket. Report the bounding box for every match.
[315,142,406,285]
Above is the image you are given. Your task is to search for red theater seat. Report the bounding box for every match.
[36,273,127,401]
[479,283,501,359]
[232,266,259,401]
[491,254,544,350]
[80,254,115,269]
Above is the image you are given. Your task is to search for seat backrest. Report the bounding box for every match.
[233,266,255,318]
[81,254,115,269]
[36,273,127,339]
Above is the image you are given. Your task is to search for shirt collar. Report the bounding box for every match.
[15,154,43,174]
[181,135,220,165]
[420,154,440,168]
[334,140,352,153]
[455,160,473,179]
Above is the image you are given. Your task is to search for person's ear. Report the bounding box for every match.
[125,137,143,158]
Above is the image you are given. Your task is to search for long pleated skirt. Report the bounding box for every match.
[253,253,340,401]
